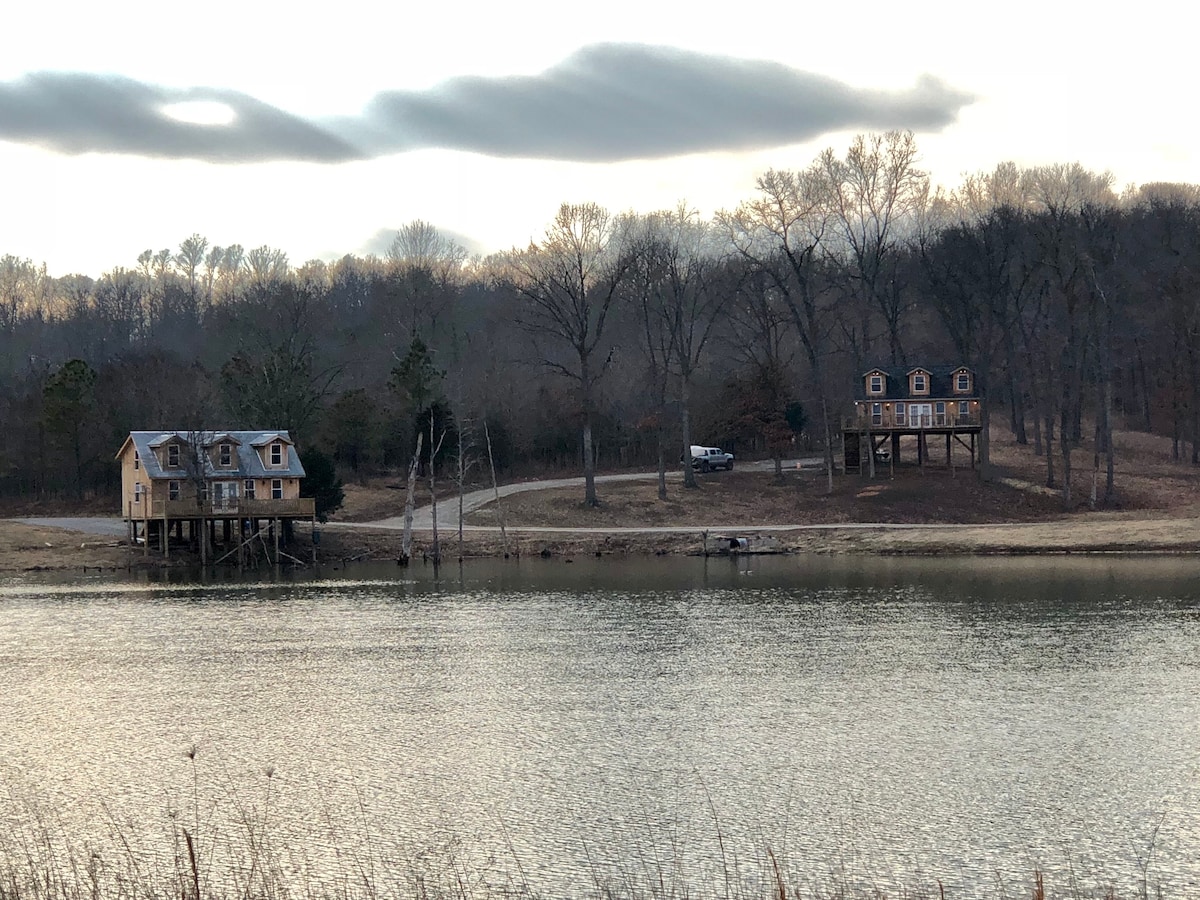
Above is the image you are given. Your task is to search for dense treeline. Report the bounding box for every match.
[2,132,1199,510]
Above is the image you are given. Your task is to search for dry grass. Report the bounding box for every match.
[0,775,1166,900]
[0,522,134,572]
[443,425,1200,558]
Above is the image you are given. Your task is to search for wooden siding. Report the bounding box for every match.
[118,433,306,520]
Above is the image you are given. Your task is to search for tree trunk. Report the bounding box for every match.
[428,414,440,565]
[580,355,598,506]
[1060,393,1074,508]
[1061,433,1072,510]
[457,423,465,555]
[1043,413,1056,489]
[979,399,992,482]
[821,394,834,495]
[401,431,424,564]
[1004,334,1027,444]
[680,375,697,489]
[656,441,667,501]
[1192,359,1200,465]
[1135,337,1153,432]
[582,419,597,506]
[484,420,509,557]
[1102,360,1115,501]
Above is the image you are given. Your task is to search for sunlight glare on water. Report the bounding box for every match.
[2,554,1199,897]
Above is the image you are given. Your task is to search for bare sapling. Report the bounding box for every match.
[401,431,424,565]
[427,411,447,565]
[458,423,465,555]
[484,420,509,557]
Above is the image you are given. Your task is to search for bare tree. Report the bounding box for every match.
[175,234,208,305]
[502,203,629,506]
[215,244,247,302]
[0,256,51,373]
[203,246,222,306]
[818,131,929,366]
[721,260,797,480]
[400,431,423,565]
[220,284,342,440]
[246,246,290,292]
[388,220,469,272]
[384,220,467,343]
[919,206,1033,480]
[625,205,725,491]
[720,168,838,493]
[622,215,679,498]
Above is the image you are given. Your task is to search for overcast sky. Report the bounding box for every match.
[2,0,1197,277]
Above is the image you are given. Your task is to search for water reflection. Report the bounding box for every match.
[2,554,1199,897]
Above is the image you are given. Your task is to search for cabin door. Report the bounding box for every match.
[212,480,239,512]
[911,403,933,428]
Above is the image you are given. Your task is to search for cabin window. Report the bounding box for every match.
[167,444,180,468]
[871,402,883,426]
[935,401,946,426]
[134,483,143,503]
[958,401,970,423]
[271,478,283,500]
[198,483,208,501]
[244,479,256,499]
[134,450,140,470]
[895,402,906,426]
[219,443,233,467]
[270,443,283,467]
[168,480,180,501]
[956,372,971,393]
[912,373,927,394]
[868,374,884,395]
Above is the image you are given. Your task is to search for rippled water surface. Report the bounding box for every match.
[3,555,1200,896]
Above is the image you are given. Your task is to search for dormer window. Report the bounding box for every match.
[956,372,971,393]
[912,373,928,394]
[868,374,884,395]
[270,443,283,467]
[167,444,180,468]
[219,443,233,467]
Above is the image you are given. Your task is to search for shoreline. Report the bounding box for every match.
[4,514,1198,574]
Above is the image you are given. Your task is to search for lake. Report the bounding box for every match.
[2,554,1199,898]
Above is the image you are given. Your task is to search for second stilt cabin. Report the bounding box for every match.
[844,365,982,473]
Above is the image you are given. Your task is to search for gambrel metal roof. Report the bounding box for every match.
[116,431,305,480]
[855,365,977,401]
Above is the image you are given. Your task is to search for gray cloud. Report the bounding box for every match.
[0,45,973,164]
[354,44,973,161]
[0,72,361,162]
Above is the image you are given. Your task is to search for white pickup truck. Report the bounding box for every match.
[689,445,734,472]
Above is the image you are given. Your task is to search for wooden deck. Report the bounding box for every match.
[149,497,315,519]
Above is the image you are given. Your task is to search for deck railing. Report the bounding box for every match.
[149,497,315,518]
[848,406,982,430]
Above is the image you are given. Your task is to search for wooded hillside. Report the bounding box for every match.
[3,133,1198,510]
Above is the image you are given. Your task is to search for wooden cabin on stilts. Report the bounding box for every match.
[116,430,316,567]
[843,366,983,475]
